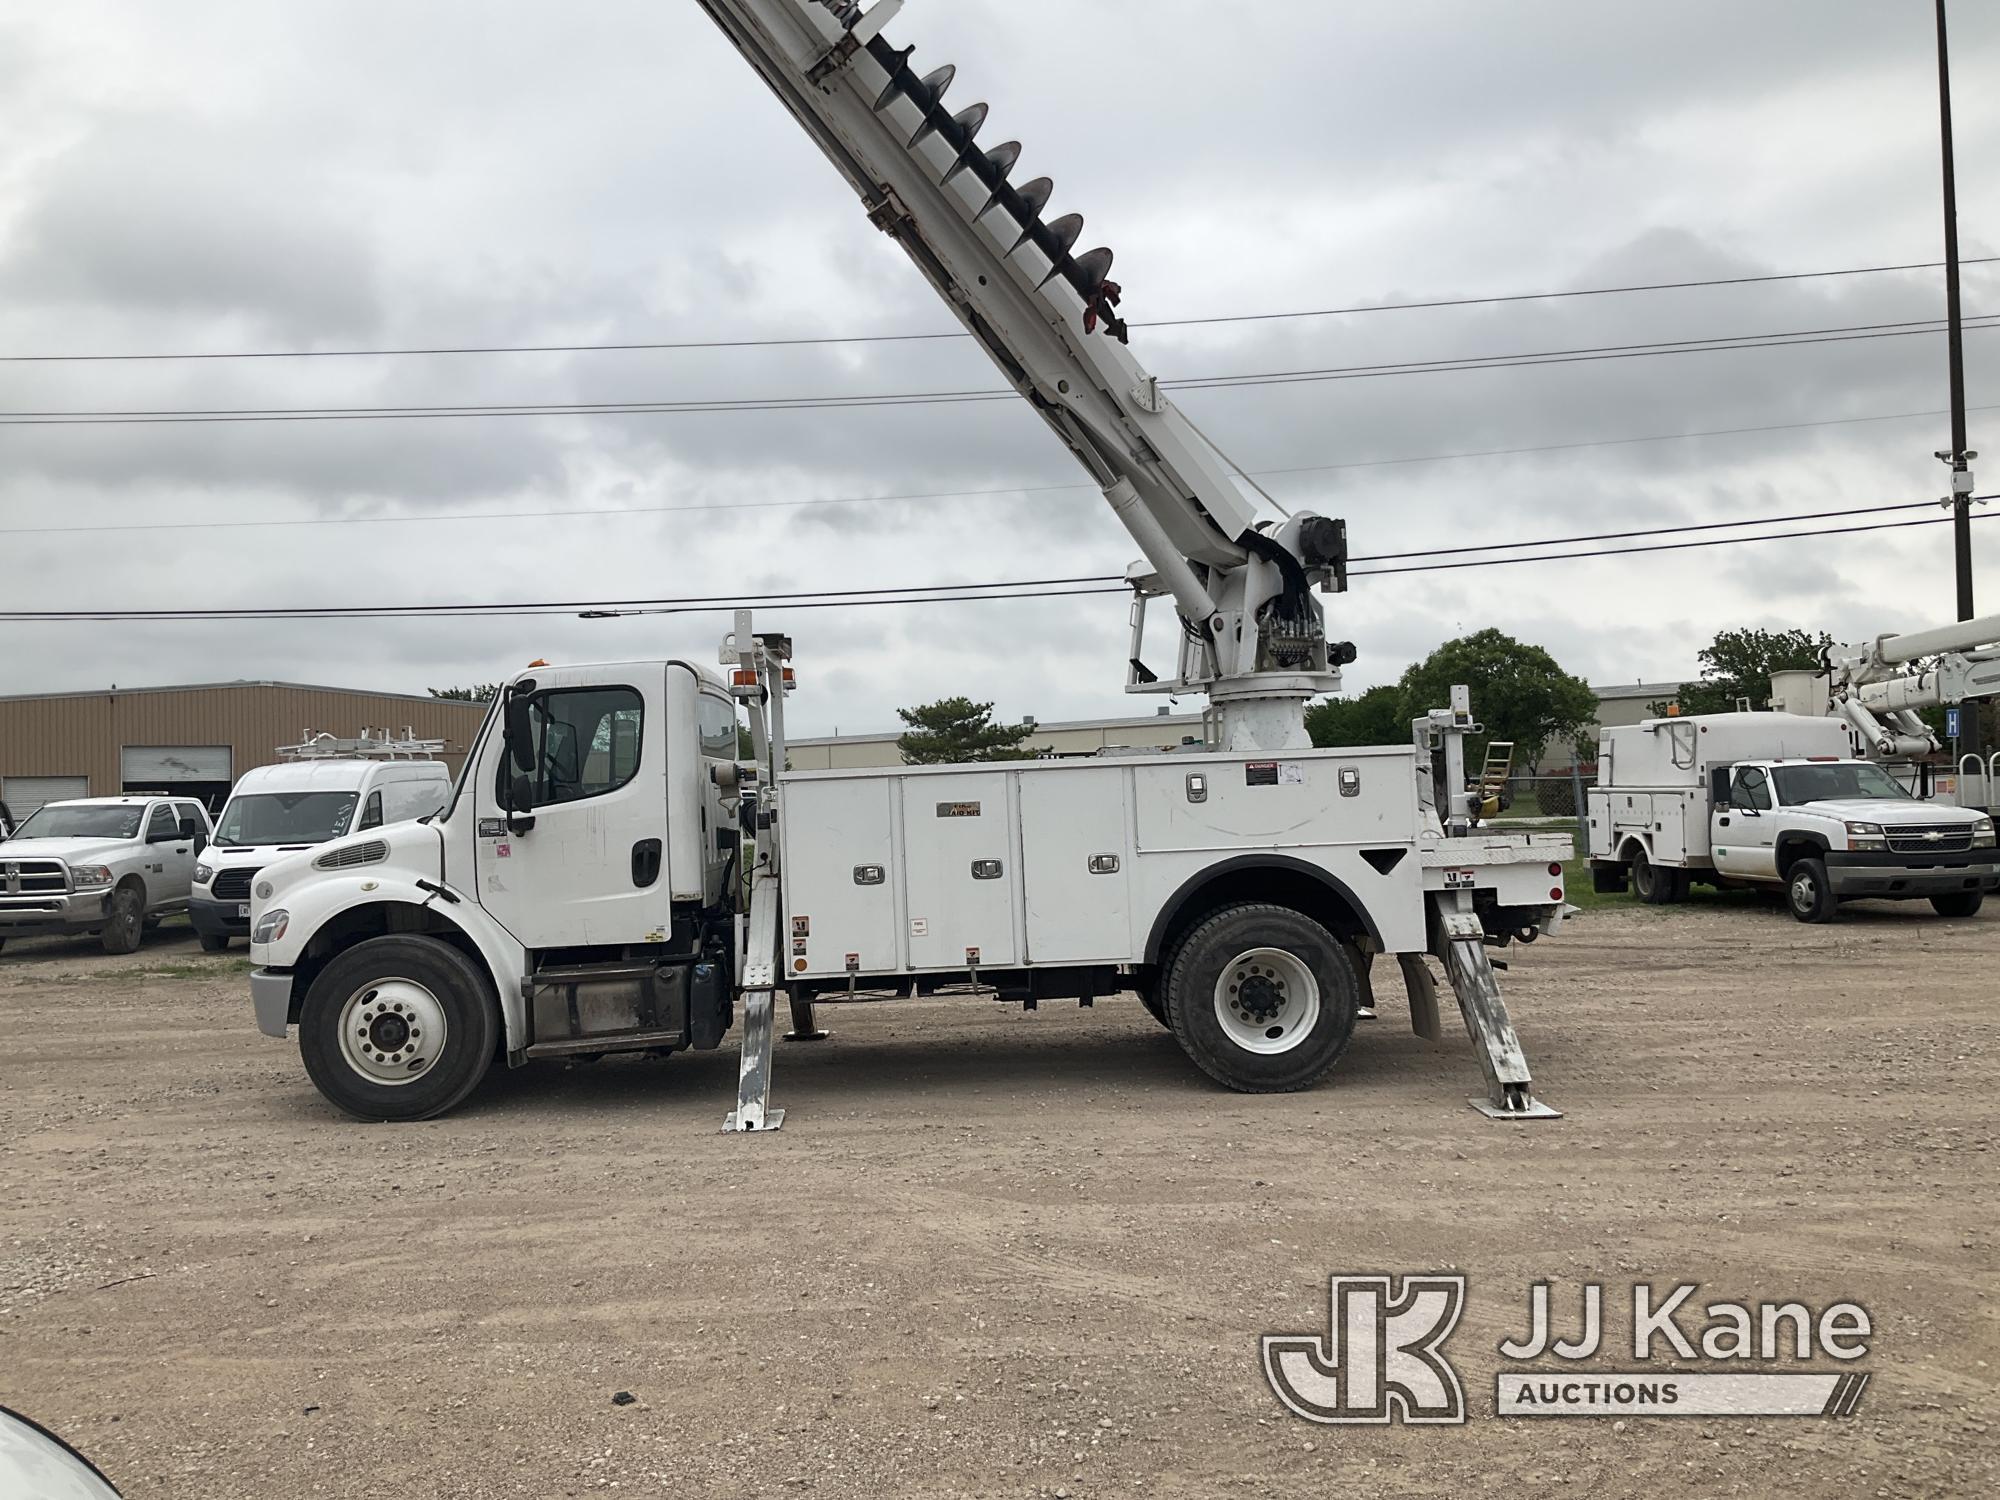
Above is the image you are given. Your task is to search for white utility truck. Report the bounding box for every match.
[1587,712,1998,922]
[246,0,1574,1127]
[0,795,214,954]
[191,731,451,952]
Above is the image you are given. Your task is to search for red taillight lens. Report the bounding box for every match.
[1547,862,1563,876]
[1550,886,1564,901]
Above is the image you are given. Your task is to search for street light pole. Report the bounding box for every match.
[1935,0,1976,621]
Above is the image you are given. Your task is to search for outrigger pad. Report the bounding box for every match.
[1470,1094,1562,1121]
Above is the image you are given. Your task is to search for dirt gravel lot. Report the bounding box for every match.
[3,899,1996,1499]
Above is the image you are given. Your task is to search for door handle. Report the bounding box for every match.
[632,838,663,888]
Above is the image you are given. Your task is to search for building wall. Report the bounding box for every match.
[0,684,488,803]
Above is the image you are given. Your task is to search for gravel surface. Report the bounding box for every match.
[2,899,1995,1498]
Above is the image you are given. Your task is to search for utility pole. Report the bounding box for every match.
[1935,0,1976,621]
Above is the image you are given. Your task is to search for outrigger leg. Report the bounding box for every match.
[1407,892,1561,1121]
[724,856,787,1132]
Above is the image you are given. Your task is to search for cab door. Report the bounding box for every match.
[473,670,673,949]
[1712,765,1779,879]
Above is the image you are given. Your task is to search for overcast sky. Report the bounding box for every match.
[2,0,1996,735]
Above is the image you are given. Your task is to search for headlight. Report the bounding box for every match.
[1844,821,1887,850]
[68,864,113,889]
[251,907,290,944]
[1974,817,1996,849]
[193,862,214,885]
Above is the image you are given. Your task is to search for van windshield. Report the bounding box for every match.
[1770,762,1913,805]
[215,792,359,846]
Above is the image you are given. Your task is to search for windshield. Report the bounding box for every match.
[9,804,143,840]
[8,812,146,848]
[1771,762,1914,805]
[215,791,359,846]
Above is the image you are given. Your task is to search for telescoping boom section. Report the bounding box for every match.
[694,0,1353,751]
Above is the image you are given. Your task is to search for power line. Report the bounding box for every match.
[6,315,1994,427]
[10,402,2000,540]
[4,256,1993,364]
[5,499,1991,622]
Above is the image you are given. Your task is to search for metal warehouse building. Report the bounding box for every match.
[0,681,487,818]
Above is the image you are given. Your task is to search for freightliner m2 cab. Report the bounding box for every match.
[1587,713,1998,922]
[248,637,1572,1126]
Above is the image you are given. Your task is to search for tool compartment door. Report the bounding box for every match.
[780,777,898,978]
[1018,766,1131,963]
[900,772,1018,968]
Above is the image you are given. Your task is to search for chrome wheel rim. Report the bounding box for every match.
[337,978,448,1085]
[1213,947,1320,1055]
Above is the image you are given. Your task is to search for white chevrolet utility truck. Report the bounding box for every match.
[0,795,214,954]
[1587,712,1998,923]
[247,0,1574,1128]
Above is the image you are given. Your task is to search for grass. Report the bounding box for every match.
[113,957,257,981]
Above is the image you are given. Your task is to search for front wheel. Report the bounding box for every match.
[1930,889,1985,919]
[198,932,231,953]
[1164,904,1360,1093]
[298,935,498,1121]
[101,885,145,954]
[1786,858,1838,924]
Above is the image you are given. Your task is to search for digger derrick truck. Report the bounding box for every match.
[244,0,1574,1126]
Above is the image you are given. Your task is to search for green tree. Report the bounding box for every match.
[1674,628,1830,715]
[1396,629,1597,770]
[1305,684,1408,749]
[896,697,1036,764]
[428,683,501,702]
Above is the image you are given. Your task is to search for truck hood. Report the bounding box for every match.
[1794,799,1983,825]
[0,835,131,863]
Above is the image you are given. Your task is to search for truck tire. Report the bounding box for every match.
[100,884,145,955]
[298,935,498,1122]
[1786,857,1838,924]
[1629,848,1683,905]
[1163,903,1359,1093]
[198,932,231,953]
[1930,890,1985,919]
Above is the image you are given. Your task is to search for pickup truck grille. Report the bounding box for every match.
[2,859,69,896]
[210,867,261,902]
[1885,825,1974,854]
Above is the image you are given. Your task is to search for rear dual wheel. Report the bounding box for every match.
[1629,848,1685,905]
[1164,903,1359,1093]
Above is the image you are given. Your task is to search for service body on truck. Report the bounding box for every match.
[0,795,214,954]
[1587,712,1998,922]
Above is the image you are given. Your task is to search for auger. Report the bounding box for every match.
[698,0,1354,752]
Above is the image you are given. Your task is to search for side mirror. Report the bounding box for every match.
[504,692,536,774]
[510,774,536,816]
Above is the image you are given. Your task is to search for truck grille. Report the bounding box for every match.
[2,859,69,896]
[1886,825,1974,855]
[211,867,261,902]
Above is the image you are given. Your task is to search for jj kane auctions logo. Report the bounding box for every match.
[1263,1275,1872,1424]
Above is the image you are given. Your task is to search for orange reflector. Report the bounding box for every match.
[527,658,549,668]
[781,668,796,684]
[731,669,758,686]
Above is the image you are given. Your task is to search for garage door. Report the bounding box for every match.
[121,746,233,785]
[2,775,90,819]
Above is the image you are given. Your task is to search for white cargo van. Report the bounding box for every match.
[193,756,450,951]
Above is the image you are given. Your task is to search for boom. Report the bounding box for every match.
[694,0,1352,750]
[1822,611,2000,756]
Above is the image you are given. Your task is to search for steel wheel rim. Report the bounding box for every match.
[337,978,449,1085]
[1792,869,1817,911]
[1213,946,1320,1055]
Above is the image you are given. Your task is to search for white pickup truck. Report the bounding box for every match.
[1587,713,1998,922]
[0,795,215,954]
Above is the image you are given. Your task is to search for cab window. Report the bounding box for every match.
[146,804,179,841]
[501,687,644,808]
[698,693,741,759]
[358,791,384,830]
[1732,766,1773,811]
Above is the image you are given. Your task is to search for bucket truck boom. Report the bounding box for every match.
[1820,612,2000,758]
[692,0,1352,751]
